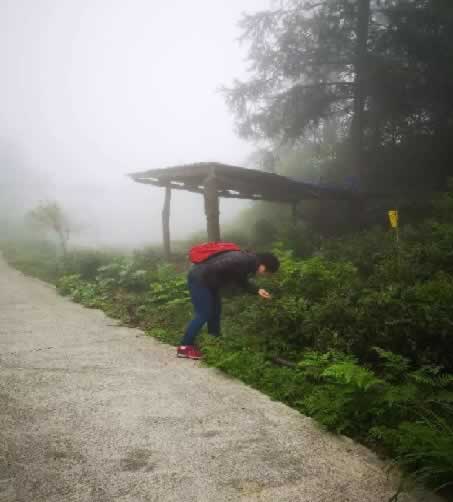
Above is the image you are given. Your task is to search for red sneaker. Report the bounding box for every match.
[176,346,202,360]
[187,346,202,360]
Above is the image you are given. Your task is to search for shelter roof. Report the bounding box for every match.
[129,162,356,202]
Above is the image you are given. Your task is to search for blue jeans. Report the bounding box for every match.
[181,271,221,346]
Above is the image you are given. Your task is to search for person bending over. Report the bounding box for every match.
[177,250,280,360]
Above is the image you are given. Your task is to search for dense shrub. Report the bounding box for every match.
[96,259,149,292]
[62,249,117,281]
[5,186,453,493]
[1,239,59,282]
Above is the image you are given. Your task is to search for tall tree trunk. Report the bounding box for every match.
[350,0,371,189]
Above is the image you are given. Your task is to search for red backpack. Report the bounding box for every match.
[189,242,240,264]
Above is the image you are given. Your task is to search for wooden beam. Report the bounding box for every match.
[214,173,298,199]
[204,171,221,242]
[162,186,172,260]
[134,178,298,201]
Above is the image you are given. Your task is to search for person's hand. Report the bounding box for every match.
[258,288,272,300]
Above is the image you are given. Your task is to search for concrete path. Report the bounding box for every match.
[0,255,435,502]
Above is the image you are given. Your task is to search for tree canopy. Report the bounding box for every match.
[224,0,453,192]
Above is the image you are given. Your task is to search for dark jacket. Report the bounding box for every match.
[190,251,259,293]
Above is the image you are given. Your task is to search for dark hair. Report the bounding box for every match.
[256,253,280,273]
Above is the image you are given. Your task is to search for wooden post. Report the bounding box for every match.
[204,171,221,242]
[162,185,172,260]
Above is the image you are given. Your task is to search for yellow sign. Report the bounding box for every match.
[388,210,399,228]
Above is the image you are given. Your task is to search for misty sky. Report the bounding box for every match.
[1,0,267,246]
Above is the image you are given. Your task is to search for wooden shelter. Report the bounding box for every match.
[129,162,356,259]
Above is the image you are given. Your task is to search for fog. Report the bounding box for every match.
[1,0,266,247]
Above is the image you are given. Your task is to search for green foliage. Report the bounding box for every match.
[294,352,384,434]
[6,186,453,492]
[62,249,117,281]
[57,274,106,308]
[1,240,59,283]
[279,254,359,301]
[203,335,453,490]
[54,251,191,334]
[320,226,395,276]
[95,256,163,293]
[57,274,84,296]
[225,1,453,195]
[199,201,453,491]
[148,276,189,306]
[131,246,164,270]
[145,327,178,345]
[392,413,453,492]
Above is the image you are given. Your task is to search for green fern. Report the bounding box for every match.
[373,347,410,380]
[394,411,453,492]
[380,383,418,409]
[322,362,384,390]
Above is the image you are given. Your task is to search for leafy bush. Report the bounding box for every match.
[391,413,453,492]
[56,255,191,336]
[132,246,163,270]
[147,268,189,306]
[7,185,453,493]
[1,240,59,282]
[198,194,453,491]
[62,249,116,280]
[202,336,453,491]
[96,259,150,292]
[57,274,83,296]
